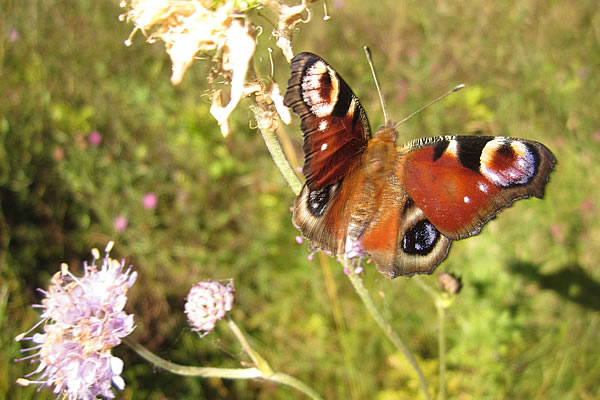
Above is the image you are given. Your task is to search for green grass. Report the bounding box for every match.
[1,0,599,399]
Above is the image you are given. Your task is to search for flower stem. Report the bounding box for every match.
[124,337,262,378]
[345,269,431,400]
[227,318,272,375]
[436,302,446,400]
[414,276,448,400]
[124,336,323,400]
[256,116,303,196]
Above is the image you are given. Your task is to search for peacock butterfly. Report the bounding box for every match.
[283,52,556,278]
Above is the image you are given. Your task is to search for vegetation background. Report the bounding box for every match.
[2,0,599,398]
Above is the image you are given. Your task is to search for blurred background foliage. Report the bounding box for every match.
[1,0,599,399]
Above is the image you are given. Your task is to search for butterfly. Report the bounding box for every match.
[283,52,556,278]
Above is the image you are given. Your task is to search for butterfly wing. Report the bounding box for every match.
[358,163,453,277]
[285,53,373,254]
[398,136,556,240]
[284,52,371,190]
[360,135,555,278]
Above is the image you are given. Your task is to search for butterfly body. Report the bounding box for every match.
[284,52,556,278]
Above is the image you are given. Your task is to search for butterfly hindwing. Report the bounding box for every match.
[359,164,453,277]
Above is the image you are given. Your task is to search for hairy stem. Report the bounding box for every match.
[257,119,303,196]
[124,337,323,400]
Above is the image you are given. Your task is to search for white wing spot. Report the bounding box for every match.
[463,196,470,204]
[321,143,328,151]
[319,120,328,131]
[446,140,459,157]
[478,182,489,193]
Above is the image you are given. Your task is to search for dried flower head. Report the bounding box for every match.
[185,280,234,337]
[121,0,320,135]
[16,242,136,399]
[269,0,316,61]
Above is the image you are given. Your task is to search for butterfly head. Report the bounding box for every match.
[375,121,398,141]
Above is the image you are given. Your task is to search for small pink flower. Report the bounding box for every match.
[9,28,19,42]
[142,193,158,209]
[295,236,303,244]
[88,131,102,146]
[114,216,128,232]
[594,130,600,142]
[550,224,564,242]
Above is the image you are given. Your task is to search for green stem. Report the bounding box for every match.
[267,372,324,400]
[436,303,446,400]
[255,114,303,196]
[346,269,431,400]
[414,277,448,400]
[228,318,272,375]
[124,337,262,378]
[124,336,323,400]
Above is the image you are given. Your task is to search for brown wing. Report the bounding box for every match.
[284,53,371,190]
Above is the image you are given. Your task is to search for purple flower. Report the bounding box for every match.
[87,131,102,147]
[142,193,158,209]
[114,216,128,232]
[185,280,234,337]
[16,242,136,399]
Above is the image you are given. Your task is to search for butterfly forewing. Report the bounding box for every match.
[284,53,371,190]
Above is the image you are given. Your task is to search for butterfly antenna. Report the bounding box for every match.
[364,46,389,124]
[394,84,465,128]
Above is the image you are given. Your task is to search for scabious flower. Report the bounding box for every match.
[16,242,137,400]
[185,280,234,337]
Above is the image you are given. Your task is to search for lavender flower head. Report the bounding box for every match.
[185,280,234,337]
[16,241,137,399]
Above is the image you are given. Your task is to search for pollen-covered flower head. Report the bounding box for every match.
[185,280,234,337]
[16,242,136,399]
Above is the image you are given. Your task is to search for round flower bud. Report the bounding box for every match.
[185,280,234,337]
